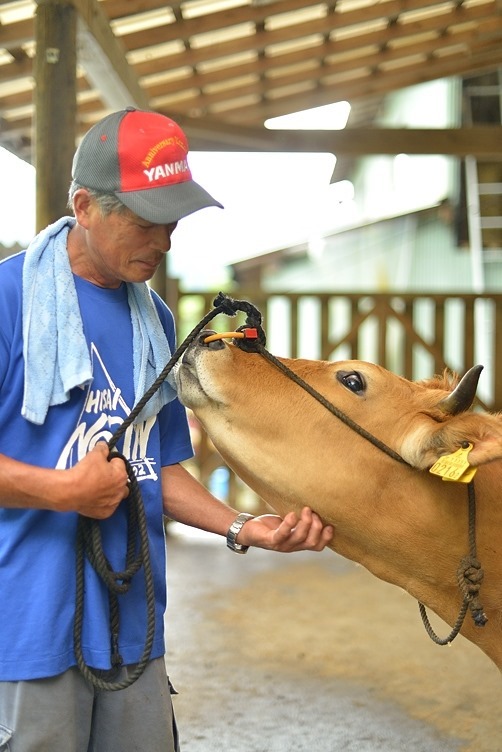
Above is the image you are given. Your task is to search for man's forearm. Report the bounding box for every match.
[0,443,128,518]
[162,463,334,554]
[162,462,238,536]
[0,453,67,510]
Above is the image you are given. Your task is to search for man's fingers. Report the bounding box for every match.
[91,441,111,458]
[85,443,130,509]
[274,507,330,550]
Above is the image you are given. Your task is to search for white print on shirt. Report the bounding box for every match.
[56,343,158,482]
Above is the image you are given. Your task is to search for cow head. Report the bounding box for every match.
[176,335,502,474]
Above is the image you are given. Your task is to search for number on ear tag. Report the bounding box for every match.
[429,443,478,483]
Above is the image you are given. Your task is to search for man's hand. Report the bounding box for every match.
[59,443,130,519]
[237,507,334,553]
[161,464,333,554]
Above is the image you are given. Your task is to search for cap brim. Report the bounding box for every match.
[115,180,223,224]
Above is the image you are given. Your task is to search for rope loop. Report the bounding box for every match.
[212,291,263,328]
[457,555,488,627]
[418,480,487,642]
[418,601,468,646]
[74,453,156,691]
[212,292,267,350]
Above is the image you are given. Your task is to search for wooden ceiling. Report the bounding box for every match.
[1,0,502,172]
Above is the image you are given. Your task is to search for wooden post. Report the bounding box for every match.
[34,0,77,232]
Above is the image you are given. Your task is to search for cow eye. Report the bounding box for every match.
[337,370,366,395]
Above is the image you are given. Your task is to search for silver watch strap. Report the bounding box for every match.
[226,513,255,554]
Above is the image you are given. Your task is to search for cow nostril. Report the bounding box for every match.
[199,330,225,350]
[209,340,225,349]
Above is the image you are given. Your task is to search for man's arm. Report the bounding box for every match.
[162,463,333,553]
[0,442,129,519]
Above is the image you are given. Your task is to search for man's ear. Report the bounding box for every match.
[72,189,93,227]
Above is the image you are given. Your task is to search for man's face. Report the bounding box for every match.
[71,192,178,287]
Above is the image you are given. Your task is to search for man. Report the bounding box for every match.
[0,108,333,752]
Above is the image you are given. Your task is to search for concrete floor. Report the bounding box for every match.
[164,527,501,752]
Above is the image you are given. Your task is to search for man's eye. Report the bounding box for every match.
[336,370,366,394]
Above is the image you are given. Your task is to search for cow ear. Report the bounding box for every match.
[403,411,502,469]
[432,412,502,468]
[467,429,502,466]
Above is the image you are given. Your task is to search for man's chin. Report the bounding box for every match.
[130,264,160,282]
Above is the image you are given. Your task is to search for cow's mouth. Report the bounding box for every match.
[176,331,228,407]
[176,359,207,405]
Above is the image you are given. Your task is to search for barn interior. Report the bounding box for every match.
[1,4,502,750]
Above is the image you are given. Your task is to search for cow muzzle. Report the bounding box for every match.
[177,331,236,408]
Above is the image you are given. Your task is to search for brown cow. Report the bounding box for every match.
[175,334,502,671]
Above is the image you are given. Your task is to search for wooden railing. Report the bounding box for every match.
[171,288,502,508]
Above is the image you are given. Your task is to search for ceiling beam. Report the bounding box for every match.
[119,0,495,65]
[166,117,502,158]
[141,22,500,112]
[33,0,149,111]
[207,44,502,124]
[73,0,148,110]
[4,100,501,159]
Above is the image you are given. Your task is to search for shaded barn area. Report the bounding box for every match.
[165,529,501,752]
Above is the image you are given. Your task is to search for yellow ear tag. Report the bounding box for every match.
[429,443,477,483]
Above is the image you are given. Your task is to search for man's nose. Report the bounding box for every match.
[151,223,177,252]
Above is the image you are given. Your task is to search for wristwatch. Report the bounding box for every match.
[226,513,255,554]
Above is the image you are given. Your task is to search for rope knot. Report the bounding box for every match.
[457,555,488,627]
[212,292,267,350]
[212,291,240,317]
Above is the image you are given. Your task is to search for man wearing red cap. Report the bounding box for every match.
[0,108,333,751]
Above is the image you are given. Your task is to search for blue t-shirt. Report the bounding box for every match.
[0,252,193,681]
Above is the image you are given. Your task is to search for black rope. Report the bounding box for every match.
[252,343,410,467]
[73,293,262,691]
[74,454,156,691]
[418,480,487,645]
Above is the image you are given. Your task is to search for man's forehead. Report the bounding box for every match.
[117,207,178,231]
